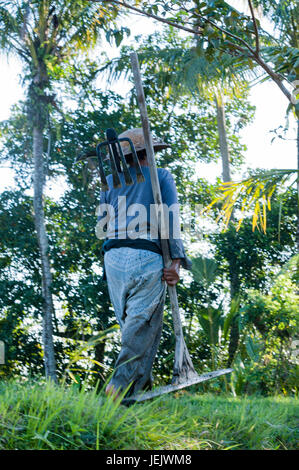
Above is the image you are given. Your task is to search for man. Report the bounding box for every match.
[95,128,191,400]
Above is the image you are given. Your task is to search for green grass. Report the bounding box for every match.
[0,379,298,450]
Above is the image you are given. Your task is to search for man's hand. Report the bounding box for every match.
[162,259,181,286]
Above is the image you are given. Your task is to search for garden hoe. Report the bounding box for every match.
[75,53,233,404]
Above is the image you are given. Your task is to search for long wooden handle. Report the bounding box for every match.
[130,52,198,383]
[130,53,171,264]
[130,52,185,347]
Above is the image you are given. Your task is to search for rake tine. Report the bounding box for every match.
[95,143,109,192]
[120,137,145,184]
[116,140,134,186]
[106,128,133,187]
[109,140,122,173]
[76,129,145,192]
[107,142,122,189]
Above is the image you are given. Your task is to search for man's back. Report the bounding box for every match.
[96,166,177,237]
[96,166,191,268]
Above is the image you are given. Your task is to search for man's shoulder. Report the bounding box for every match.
[157,167,173,180]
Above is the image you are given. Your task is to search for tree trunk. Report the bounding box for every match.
[216,93,232,183]
[215,91,240,367]
[227,267,240,366]
[33,124,57,382]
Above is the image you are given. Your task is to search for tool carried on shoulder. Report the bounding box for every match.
[121,52,233,404]
[75,127,145,190]
[75,53,233,404]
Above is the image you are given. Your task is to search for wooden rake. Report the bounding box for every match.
[121,53,233,404]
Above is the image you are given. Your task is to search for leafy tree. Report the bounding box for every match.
[0,84,129,380]
[99,0,298,105]
[235,271,298,395]
[0,190,44,377]
[211,188,297,365]
[0,0,126,380]
[99,0,299,250]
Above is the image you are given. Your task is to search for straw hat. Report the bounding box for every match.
[118,128,171,156]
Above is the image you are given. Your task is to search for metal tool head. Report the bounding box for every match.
[75,128,145,191]
[121,368,233,405]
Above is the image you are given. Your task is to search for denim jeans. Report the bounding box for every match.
[104,247,166,396]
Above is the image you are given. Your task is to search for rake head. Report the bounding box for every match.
[121,368,233,406]
[75,128,145,191]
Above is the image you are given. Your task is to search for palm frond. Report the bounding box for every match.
[0,2,24,53]
[197,306,223,346]
[202,169,298,233]
[97,28,260,104]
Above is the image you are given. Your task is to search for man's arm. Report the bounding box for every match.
[160,170,192,283]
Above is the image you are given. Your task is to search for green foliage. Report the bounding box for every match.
[230,272,299,396]
[191,256,218,287]
[211,191,297,292]
[196,306,223,346]
[103,29,255,174]
[122,1,298,106]
[203,168,299,233]
[183,238,298,395]
[257,0,299,89]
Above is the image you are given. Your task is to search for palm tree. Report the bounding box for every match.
[0,0,120,380]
